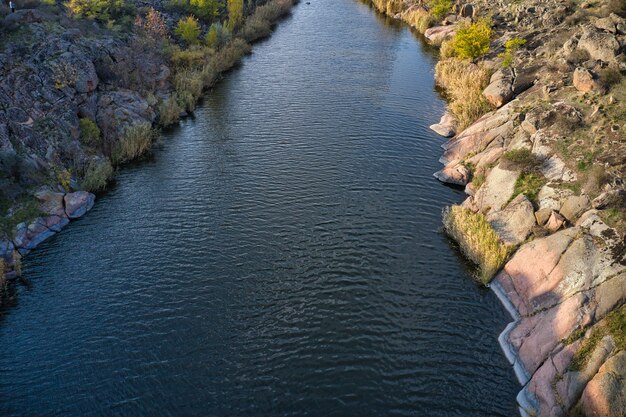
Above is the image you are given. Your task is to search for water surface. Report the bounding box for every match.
[0,1,518,415]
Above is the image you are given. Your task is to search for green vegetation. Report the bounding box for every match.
[66,0,129,22]
[443,205,513,284]
[242,0,293,42]
[111,123,157,165]
[435,58,492,130]
[168,0,222,21]
[451,19,493,60]
[227,0,244,29]
[501,148,539,170]
[175,15,202,45]
[79,118,101,148]
[81,159,114,192]
[511,172,545,205]
[158,95,184,126]
[570,306,626,371]
[428,0,453,19]
[0,196,44,237]
[500,37,526,67]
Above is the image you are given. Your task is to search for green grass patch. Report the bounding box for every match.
[511,172,546,205]
[443,205,514,284]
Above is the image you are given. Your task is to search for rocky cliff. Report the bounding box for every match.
[370,0,625,416]
[0,0,294,281]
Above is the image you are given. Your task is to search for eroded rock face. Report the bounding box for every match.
[96,91,156,144]
[581,351,626,417]
[434,162,471,185]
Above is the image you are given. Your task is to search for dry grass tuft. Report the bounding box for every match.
[435,59,492,130]
[443,205,513,284]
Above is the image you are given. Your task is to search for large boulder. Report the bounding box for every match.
[573,67,600,92]
[483,78,513,108]
[64,191,95,219]
[578,27,621,62]
[424,25,456,45]
[560,195,591,223]
[35,189,66,217]
[430,110,456,137]
[468,166,519,213]
[487,194,536,245]
[434,162,471,185]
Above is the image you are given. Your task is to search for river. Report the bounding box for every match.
[0,1,519,415]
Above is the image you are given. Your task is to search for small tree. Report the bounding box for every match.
[452,18,493,60]
[205,23,220,48]
[190,0,222,20]
[135,7,168,39]
[227,0,244,29]
[175,15,201,45]
[428,0,453,20]
[499,37,526,67]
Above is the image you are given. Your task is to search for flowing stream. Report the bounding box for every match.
[0,1,519,415]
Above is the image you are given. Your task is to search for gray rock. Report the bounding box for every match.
[578,27,621,62]
[560,195,591,223]
[430,110,456,137]
[487,194,536,245]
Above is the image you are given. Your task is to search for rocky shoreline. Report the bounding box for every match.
[369,1,625,416]
[0,0,296,284]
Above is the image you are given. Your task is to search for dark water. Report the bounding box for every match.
[0,1,519,416]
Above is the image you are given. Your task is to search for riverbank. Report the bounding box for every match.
[367,1,625,416]
[0,0,297,284]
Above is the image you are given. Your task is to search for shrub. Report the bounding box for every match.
[66,0,127,21]
[599,65,623,90]
[170,47,207,68]
[159,95,183,126]
[79,117,101,147]
[499,37,526,67]
[428,0,453,20]
[169,0,221,20]
[174,68,204,110]
[111,123,157,165]
[227,0,244,29]
[135,7,168,39]
[242,13,272,42]
[81,159,113,192]
[452,18,493,60]
[206,23,219,48]
[175,15,201,45]
[501,148,540,170]
[443,205,513,284]
[435,58,492,130]
[439,38,455,59]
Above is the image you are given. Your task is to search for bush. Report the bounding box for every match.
[111,123,157,165]
[439,38,455,58]
[206,23,219,48]
[159,95,183,126]
[451,18,493,60]
[428,0,453,20]
[66,0,127,21]
[443,205,513,284]
[174,68,204,110]
[175,15,201,45]
[79,117,101,147]
[227,0,244,29]
[501,148,539,170]
[135,7,168,39]
[499,37,526,67]
[170,46,207,68]
[435,58,492,130]
[169,0,221,21]
[81,159,113,192]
